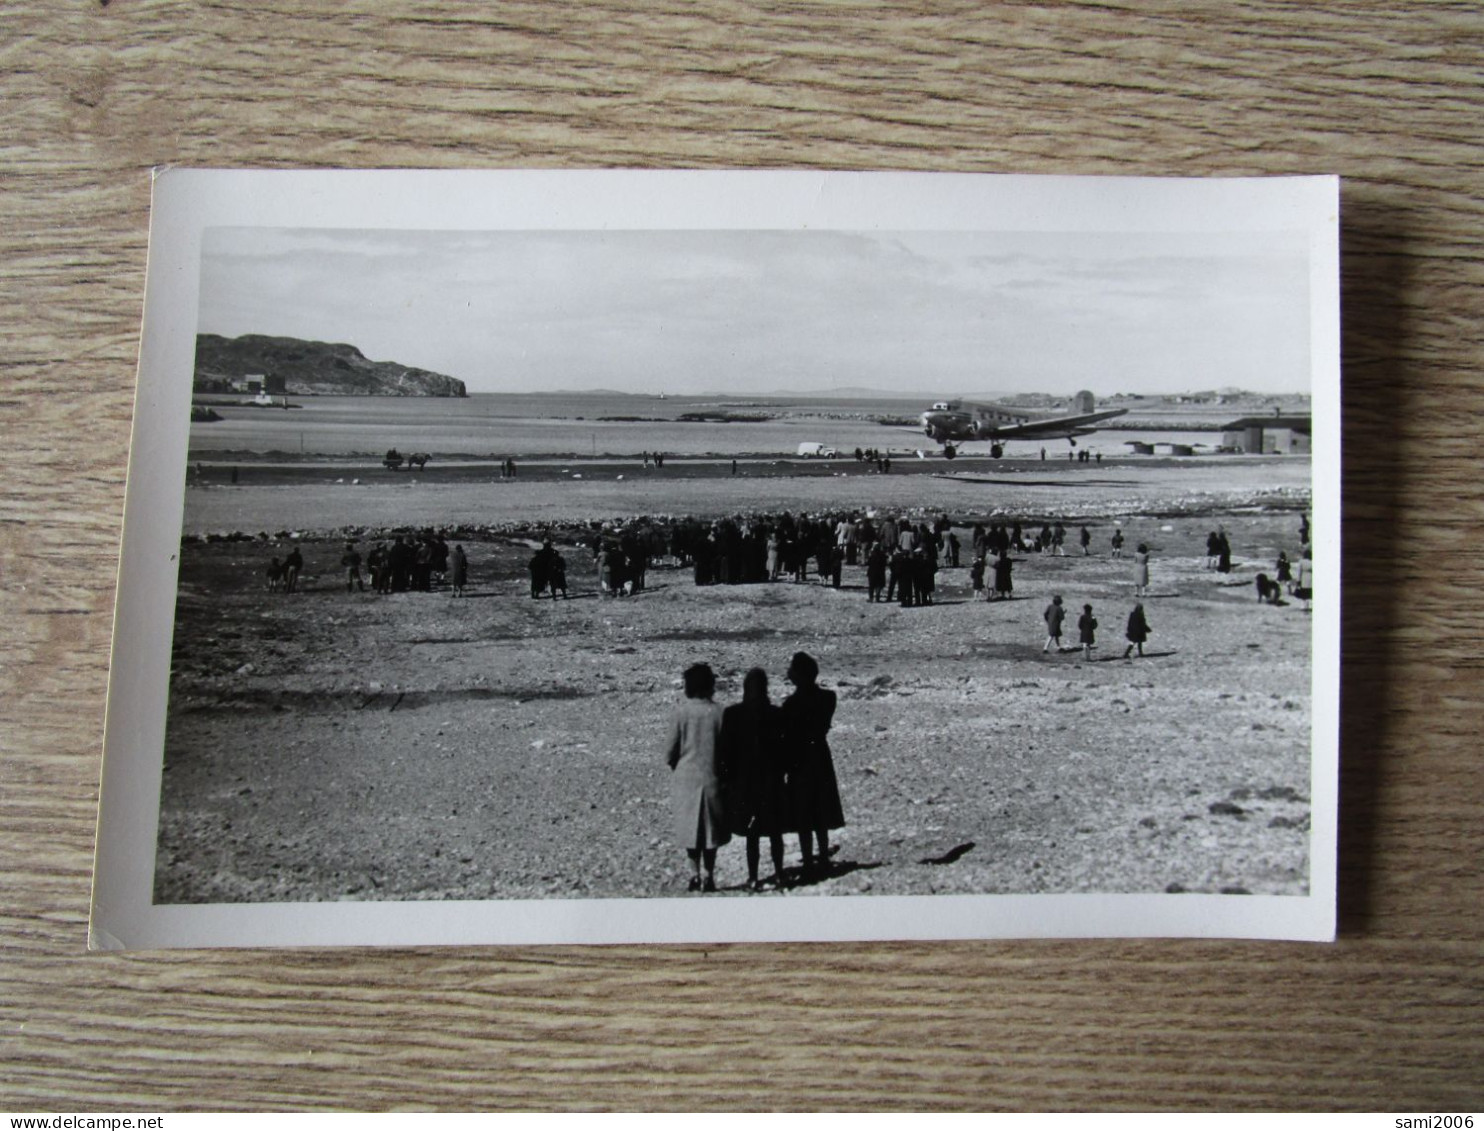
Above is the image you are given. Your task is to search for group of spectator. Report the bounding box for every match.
[528,541,570,599]
[353,533,458,594]
[259,509,1314,628]
[264,547,304,593]
[267,534,473,596]
[1205,529,1234,573]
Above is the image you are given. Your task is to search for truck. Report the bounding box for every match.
[796,442,838,459]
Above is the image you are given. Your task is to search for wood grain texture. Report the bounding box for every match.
[3,0,1481,1111]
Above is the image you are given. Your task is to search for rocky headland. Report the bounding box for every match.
[194,334,467,397]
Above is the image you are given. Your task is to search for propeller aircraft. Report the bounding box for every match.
[917,390,1127,458]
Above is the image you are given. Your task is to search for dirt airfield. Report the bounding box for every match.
[156,453,1314,903]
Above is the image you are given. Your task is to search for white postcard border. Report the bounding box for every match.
[92,170,1340,949]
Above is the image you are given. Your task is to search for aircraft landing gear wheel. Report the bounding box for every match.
[944,445,956,460]
[990,443,1003,459]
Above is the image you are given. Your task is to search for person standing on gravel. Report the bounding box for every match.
[283,546,304,593]
[720,668,788,891]
[867,542,888,603]
[896,549,915,608]
[992,549,1014,601]
[915,549,936,606]
[1294,547,1313,610]
[1133,543,1151,597]
[1078,603,1099,661]
[781,652,844,879]
[1043,594,1065,652]
[1122,603,1150,659]
[450,544,468,597]
[663,662,730,892]
[389,536,414,592]
[341,542,365,593]
[1216,529,1233,574]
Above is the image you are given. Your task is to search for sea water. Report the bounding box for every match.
[187,392,1220,461]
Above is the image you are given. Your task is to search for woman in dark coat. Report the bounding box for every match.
[1122,603,1150,658]
[663,663,729,892]
[720,668,788,890]
[1078,603,1098,661]
[992,549,1013,600]
[781,652,844,877]
[450,544,468,597]
[866,543,888,602]
[915,551,935,605]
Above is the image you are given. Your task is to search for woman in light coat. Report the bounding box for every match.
[1134,543,1151,597]
[663,663,730,891]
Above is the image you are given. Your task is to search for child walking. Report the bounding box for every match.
[1043,595,1065,653]
[1078,603,1098,661]
[1122,603,1150,658]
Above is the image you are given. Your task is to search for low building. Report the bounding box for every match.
[221,373,286,396]
[1220,414,1312,454]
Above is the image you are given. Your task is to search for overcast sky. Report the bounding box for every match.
[197,227,1311,398]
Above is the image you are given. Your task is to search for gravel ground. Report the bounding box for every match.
[154,457,1314,904]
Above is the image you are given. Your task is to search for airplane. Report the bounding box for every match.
[917,389,1128,458]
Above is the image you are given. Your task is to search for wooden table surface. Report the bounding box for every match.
[3,1,1481,1111]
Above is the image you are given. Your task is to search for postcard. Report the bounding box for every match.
[91,170,1339,947]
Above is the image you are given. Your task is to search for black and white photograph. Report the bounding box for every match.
[91,170,1339,947]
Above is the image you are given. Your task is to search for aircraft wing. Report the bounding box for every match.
[980,407,1127,440]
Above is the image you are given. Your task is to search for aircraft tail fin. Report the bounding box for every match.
[1073,389,1096,414]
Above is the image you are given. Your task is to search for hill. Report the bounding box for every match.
[194,334,467,397]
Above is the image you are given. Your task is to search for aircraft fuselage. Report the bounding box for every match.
[918,393,1127,457]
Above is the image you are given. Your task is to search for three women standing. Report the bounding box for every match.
[663,652,845,891]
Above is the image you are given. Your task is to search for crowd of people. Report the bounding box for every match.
[259,509,1315,633]
[317,532,467,595]
[528,541,570,598]
[663,652,843,892]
